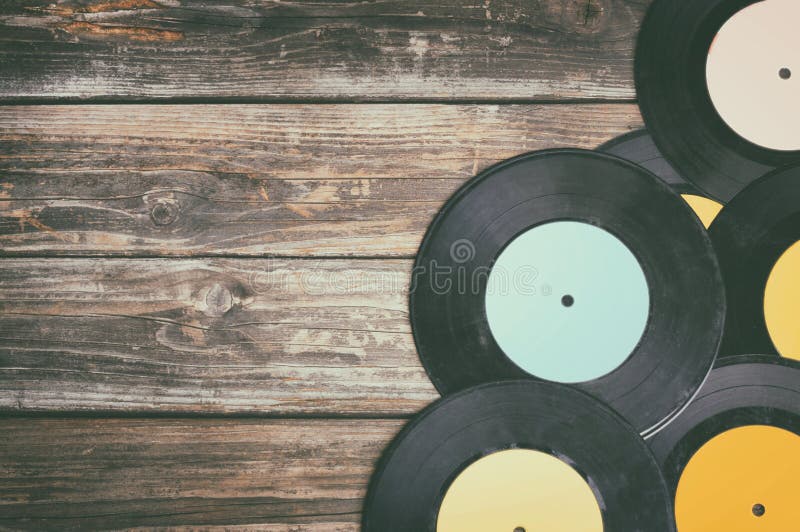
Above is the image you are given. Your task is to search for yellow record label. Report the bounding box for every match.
[764,241,800,359]
[675,425,800,531]
[681,194,723,229]
[437,449,603,532]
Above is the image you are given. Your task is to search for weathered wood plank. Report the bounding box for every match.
[0,103,643,256]
[0,417,402,529]
[0,258,438,414]
[0,0,647,101]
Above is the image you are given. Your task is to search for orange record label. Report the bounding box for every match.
[675,425,800,531]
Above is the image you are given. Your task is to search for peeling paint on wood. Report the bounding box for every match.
[60,21,184,41]
[0,0,650,100]
[48,0,165,15]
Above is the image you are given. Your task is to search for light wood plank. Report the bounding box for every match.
[0,0,647,101]
[0,417,403,529]
[0,103,643,256]
[0,258,438,415]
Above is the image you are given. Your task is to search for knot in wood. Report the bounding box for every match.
[150,200,180,226]
[204,283,234,316]
[579,0,603,27]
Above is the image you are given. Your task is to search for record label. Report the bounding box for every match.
[708,164,800,358]
[675,425,800,531]
[485,221,649,383]
[411,149,724,435]
[706,0,799,151]
[681,195,724,229]
[363,381,676,531]
[635,0,800,201]
[648,356,800,532]
[764,240,800,358]
[437,449,603,532]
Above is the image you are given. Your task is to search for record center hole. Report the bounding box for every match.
[752,503,766,517]
[779,68,791,80]
[561,294,574,307]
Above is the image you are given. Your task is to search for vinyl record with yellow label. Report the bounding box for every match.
[363,381,676,531]
[708,164,800,359]
[648,355,800,530]
[598,130,724,229]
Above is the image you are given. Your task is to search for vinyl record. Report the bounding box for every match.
[363,380,676,532]
[598,129,697,194]
[635,0,800,202]
[648,355,800,531]
[708,163,800,360]
[410,149,725,435]
[598,129,724,228]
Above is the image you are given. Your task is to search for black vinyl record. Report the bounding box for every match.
[635,0,800,202]
[598,129,704,196]
[648,355,800,492]
[363,380,676,532]
[708,163,800,357]
[410,149,725,435]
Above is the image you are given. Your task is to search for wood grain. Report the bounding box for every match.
[0,417,403,529]
[0,103,642,257]
[0,2,657,528]
[0,258,439,415]
[0,0,648,101]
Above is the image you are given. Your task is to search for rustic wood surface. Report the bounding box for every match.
[0,0,651,528]
[0,258,438,415]
[0,104,641,257]
[0,417,402,529]
[0,0,647,102]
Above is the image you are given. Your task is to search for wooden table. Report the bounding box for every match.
[0,0,648,528]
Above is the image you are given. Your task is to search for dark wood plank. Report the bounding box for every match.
[0,417,402,529]
[0,103,643,256]
[0,0,648,101]
[0,258,438,415]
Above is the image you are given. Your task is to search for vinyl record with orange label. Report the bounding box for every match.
[708,163,800,359]
[648,355,800,531]
[363,381,676,531]
[636,0,800,202]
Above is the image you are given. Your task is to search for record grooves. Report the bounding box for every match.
[648,354,800,493]
[363,380,676,531]
[708,163,800,357]
[410,149,725,435]
[635,0,800,202]
[598,129,703,196]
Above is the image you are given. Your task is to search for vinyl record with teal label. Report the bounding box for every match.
[409,149,725,435]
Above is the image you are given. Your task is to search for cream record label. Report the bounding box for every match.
[706,0,799,151]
